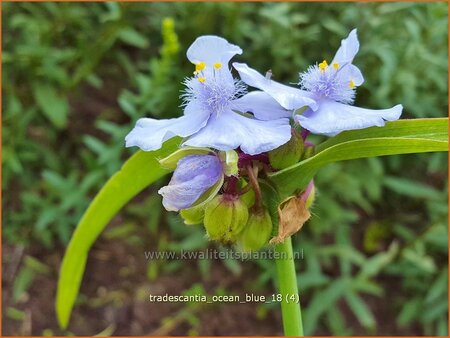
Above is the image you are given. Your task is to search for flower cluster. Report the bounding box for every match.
[125,30,403,251]
[126,36,291,156]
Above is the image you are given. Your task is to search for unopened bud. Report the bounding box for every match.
[178,175,225,225]
[301,180,315,209]
[237,209,273,252]
[203,195,249,243]
[268,131,304,170]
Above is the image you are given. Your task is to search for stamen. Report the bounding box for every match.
[332,62,339,70]
[213,63,222,69]
[349,80,355,89]
[181,76,247,115]
[299,63,356,104]
[195,61,206,72]
[319,60,328,72]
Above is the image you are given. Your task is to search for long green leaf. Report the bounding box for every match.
[270,118,448,198]
[56,138,179,329]
[316,118,448,152]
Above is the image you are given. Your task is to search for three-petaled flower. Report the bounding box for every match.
[233,29,403,136]
[125,36,292,155]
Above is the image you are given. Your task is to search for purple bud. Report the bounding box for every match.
[158,154,223,211]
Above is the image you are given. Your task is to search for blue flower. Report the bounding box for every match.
[125,35,292,155]
[234,29,402,136]
[158,154,223,211]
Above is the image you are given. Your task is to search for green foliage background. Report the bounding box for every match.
[3,2,448,336]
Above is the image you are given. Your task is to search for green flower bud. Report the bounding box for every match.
[268,132,304,170]
[237,209,273,252]
[203,195,249,243]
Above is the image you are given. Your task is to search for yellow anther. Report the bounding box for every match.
[319,60,328,71]
[349,80,355,89]
[213,62,222,69]
[332,62,339,70]
[198,77,206,83]
[195,61,206,72]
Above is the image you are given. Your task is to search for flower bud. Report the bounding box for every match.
[303,180,315,209]
[203,195,249,243]
[268,131,304,170]
[179,175,225,225]
[237,209,273,252]
[158,154,223,212]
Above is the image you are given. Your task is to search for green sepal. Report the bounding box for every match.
[219,149,239,176]
[179,207,204,225]
[158,146,212,170]
[240,180,255,208]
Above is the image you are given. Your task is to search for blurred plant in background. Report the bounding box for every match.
[3,2,448,336]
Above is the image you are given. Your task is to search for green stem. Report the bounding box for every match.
[275,236,303,336]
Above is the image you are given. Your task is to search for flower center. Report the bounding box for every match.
[299,59,356,104]
[182,61,247,115]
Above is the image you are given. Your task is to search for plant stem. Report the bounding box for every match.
[275,236,304,336]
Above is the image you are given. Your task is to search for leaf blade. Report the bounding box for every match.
[56,138,179,329]
[33,84,69,129]
[316,118,449,152]
[270,118,448,198]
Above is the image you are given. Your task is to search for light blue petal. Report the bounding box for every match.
[231,91,292,121]
[159,155,223,211]
[233,62,317,111]
[125,100,210,151]
[187,35,242,67]
[337,64,364,87]
[332,29,360,65]
[184,110,291,155]
[296,99,403,136]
